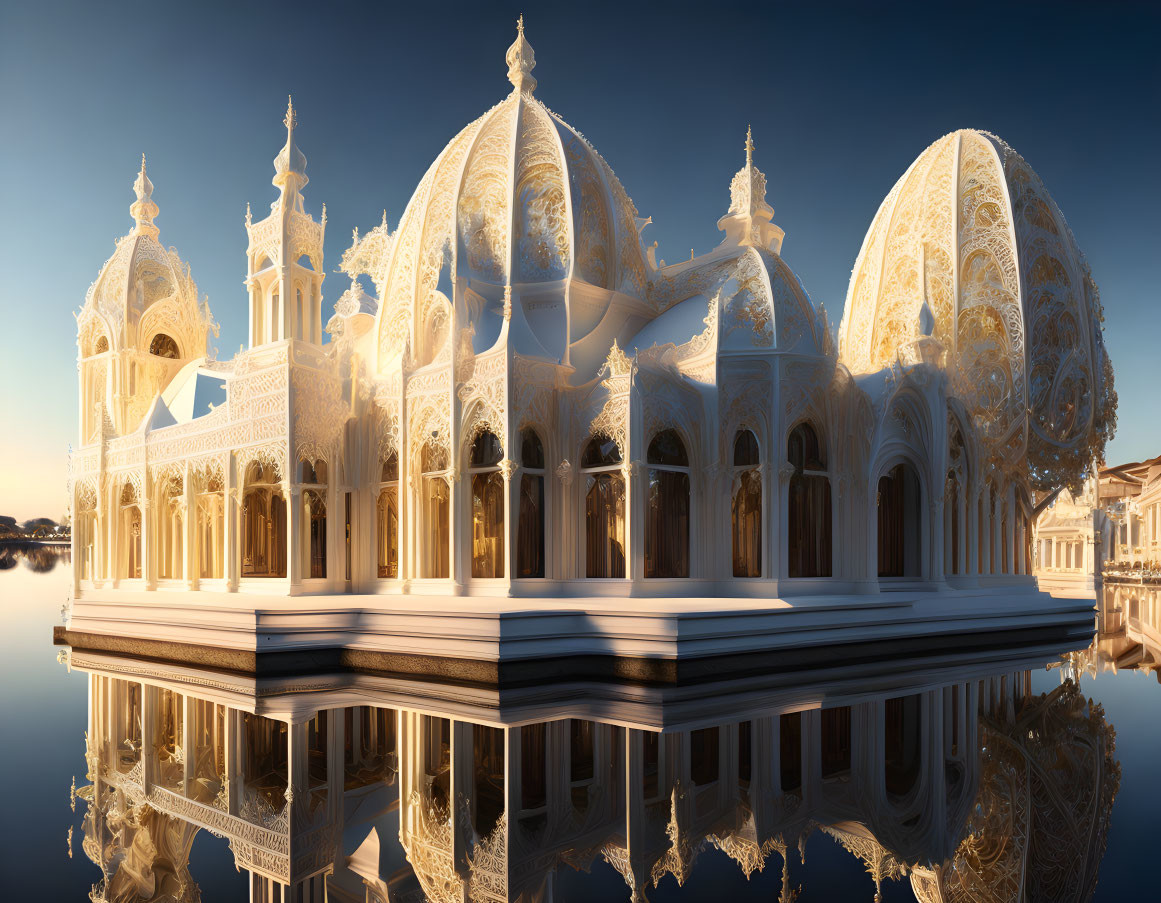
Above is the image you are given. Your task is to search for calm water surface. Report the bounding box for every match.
[2,548,1157,901]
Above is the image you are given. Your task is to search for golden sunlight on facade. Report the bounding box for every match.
[63,20,1114,684]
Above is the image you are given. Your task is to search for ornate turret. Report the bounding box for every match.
[717,126,785,253]
[506,14,537,95]
[245,97,326,347]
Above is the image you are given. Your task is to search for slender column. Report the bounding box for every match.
[287,483,300,589]
[451,720,473,874]
[225,475,238,591]
[504,460,518,585]
[141,495,154,588]
[184,462,196,589]
[226,708,243,816]
[182,695,194,795]
[627,460,641,584]
[328,709,344,825]
[142,683,157,792]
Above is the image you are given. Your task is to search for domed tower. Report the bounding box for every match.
[245,97,326,347]
[837,129,1115,492]
[76,156,214,438]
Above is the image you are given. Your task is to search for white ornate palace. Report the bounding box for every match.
[67,22,1114,655]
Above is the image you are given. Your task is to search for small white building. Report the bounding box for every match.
[65,21,1115,673]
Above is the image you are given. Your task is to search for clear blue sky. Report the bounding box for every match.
[1,0,1158,519]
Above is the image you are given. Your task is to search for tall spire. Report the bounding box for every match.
[717,127,784,252]
[506,14,537,95]
[130,154,159,239]
[273,94,308,192]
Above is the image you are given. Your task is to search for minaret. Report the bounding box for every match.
[717,126,785,253]
[244,96,326,347]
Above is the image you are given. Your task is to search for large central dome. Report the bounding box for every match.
[375,20,647,366]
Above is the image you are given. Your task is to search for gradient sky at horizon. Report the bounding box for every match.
[1,0,1158,520]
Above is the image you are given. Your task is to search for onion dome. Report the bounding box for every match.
[78,156,209,359]
[838,129,1115,489]
[375,17,649,366]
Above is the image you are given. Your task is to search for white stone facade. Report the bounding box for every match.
[68,22,1114,636]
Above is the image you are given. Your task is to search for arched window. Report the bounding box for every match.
[301,460,327,579]
[945,469,960,576]
[878,462,922,578]
[731,430,762,577]
[119,482,142,580]
[242,460,286,577]
[94,334,109,355]
[645,430,690,578]
[788,423,832,578]
[376,452,399,578]
[517,429,545,578]
[470,431,505,578]
[197,471,224,580]
[420,442,450,579]
[582,436,625,578]
[158,474,184,580]
[149,333,179,359]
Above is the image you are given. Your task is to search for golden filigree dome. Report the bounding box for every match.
[79,156,209,359]
[372,18,648,364]
[838,129,1115,490]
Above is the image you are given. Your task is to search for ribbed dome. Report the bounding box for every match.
[375,64,648,365]
[838,129,1115,489]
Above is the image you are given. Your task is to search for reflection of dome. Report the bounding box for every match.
[375,19,647,365]
[910,681,1119,903]
[838,130,1115,490]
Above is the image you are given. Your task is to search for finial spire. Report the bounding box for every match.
[130,153,159,238]
[273,95,308,191]
[745,125,754,169]
[718,127,784,252]
[506,13,537,94]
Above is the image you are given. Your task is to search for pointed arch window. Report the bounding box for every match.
[420,442,450,579]
[645,429,690,578]
[301,459,327,579]
[731,429,762,577]
[149,333,179,359]
[582,436,625,578]
[878,461,922,578]
[95,334,109,355]
[788,423,832,578]
[470,431,505,578]
[242,460,286,577]
[517,429,545,578]
[377,452,399,578]
[119,482,142,580]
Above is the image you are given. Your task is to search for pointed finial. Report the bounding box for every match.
[273,95,308,187]
[245,201,252,227]
[745,125,754,168]
[130,153,159,237]
[381,209,388,228]
[506,14,537,94]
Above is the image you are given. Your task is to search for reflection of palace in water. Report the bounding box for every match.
[1062,582,1161,682]
[67,648,1117,903]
